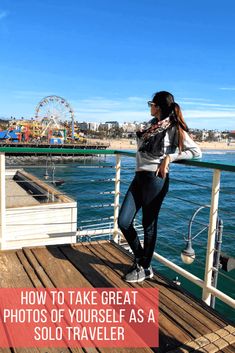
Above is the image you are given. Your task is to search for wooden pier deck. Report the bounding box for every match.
[0,240,234,353]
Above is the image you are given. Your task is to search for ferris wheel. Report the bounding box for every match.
[35,95,75,138]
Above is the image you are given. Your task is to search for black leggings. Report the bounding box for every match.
[118,171,169,268]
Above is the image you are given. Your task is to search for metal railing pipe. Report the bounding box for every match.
[113,154,121,243]
[203,169,221,305]
[153,252,235,309]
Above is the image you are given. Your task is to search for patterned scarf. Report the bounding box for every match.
[138,117,172,141]
[137,116,173,154]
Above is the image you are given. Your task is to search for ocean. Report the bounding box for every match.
[26,150,235,323]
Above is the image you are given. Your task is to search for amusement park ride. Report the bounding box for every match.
[0,95,85,144]
[35,95,75,144]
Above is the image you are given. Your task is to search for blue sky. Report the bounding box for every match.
[0,0,235,130]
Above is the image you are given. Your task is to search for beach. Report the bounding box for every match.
[89,138,235,151]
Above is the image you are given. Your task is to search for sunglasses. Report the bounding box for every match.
[147,101,156,107]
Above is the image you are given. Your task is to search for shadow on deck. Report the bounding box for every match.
[0,240,234,353]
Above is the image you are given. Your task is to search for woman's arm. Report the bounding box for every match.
[156,131,202,178]
[167,131,202,162]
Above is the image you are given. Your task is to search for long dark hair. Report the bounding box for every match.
[152,91,189,152]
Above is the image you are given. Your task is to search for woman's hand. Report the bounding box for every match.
[156,155,170,178]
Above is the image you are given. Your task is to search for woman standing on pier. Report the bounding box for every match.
[118,91,202,283]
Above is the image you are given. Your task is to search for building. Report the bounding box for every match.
[77,122,100,132]
[121,122,137,133]
[88,122,100,131]
[77,122,89,131]
[105,121,119,129]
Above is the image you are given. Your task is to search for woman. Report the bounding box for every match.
[118,91,202,283]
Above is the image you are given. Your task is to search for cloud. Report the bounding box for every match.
[76,109,147,121]
[181,102,235,109]
[7,92,235,129]
[187,118,235,131]
[73,97,123,110]
[180,99,235,118]
[11,93,148,122]
[182,100,235,129]
[184,109,235,119]
[71,96,148,122]
[180,97,212,102]
[220,87,235,91]
[67,96,235,124]
[127,96,146,103]
[0,10,9,20]
[13,90,61,100]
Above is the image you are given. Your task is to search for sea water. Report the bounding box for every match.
[26,150,235,322]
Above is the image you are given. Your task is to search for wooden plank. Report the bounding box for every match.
[86,241,204,338]
[62,243,157,296]
[0,250,74,353]
[14,347,74,353]
[61,243,129,288]
[60,243,118,288]
[65,243,166,353]
[0,312,12,353]
[22,247,55,287]
[62,243,234,352]
[18,249,88,353]
[1,244,233,353]
[90,242,213,335]
[22,248,102,353]
[61,243,191,352]
[80,242,194,346]
[103,241,227,328]
[157,324,235,352]
[31,246,93,288]
[60,244,166,351]
[95,239,233,350]
[0,250,32,287]
[221,344,235,353]
[31,245,155,353]
[16,250,44,287]
[88,241,213,336]
[21,248,98,353]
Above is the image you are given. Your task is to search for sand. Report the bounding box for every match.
[88,138,235,151]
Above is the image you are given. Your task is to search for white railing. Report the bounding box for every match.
[113,154,121,243]
[103,153,235,311]
[202,169,221,305]
[0,148,235,313]
[74,154,235,308]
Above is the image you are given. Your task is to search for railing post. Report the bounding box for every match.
[202,169,221,305]
[210,219,223,308]
[113,154,121,243]
[0,152,6,250]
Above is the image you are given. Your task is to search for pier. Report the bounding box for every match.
[0,240,234,352]
[0,147,235,352]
